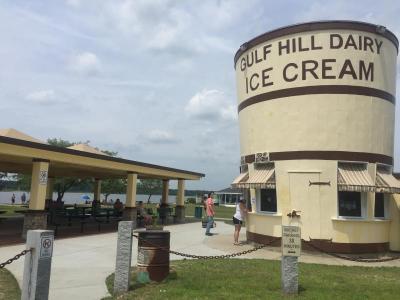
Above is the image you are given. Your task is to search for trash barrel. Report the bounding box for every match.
[194,206,203,218]
[136,230,170,282]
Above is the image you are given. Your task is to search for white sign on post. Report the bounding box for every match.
[40,234,53,259]
[282,226,301,257]
[39,170,48,185]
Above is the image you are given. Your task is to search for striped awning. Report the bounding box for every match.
[234,163,275,189]
[338,163,375,192]
[231,172,249,187]
[376,168,400,194]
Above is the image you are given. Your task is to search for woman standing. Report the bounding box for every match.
[233,198,247,245]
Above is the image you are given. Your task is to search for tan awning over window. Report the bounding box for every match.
[338,163,375,192]
[233,163,275,189]
[376,168,400,194]
[231,172,249,187]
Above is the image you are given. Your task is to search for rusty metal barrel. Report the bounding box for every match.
[136,229,170,282]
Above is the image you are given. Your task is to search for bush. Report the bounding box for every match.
[185,197,196,204]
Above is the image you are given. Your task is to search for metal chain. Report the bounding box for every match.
[0,249,31,269]
[303,239,400,263]
[132,234,278,259]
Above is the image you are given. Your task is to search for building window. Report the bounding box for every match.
[338,191,363,217]
[374,193,385,218]
[259,189,277,213]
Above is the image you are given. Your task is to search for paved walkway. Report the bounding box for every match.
[1,221,400,300]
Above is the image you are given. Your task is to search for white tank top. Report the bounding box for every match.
[233,203,243,221]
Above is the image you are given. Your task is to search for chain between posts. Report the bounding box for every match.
[0,249,31,269]
[303,238,400,263]
[132,233,400,262]
[132,234,279,259]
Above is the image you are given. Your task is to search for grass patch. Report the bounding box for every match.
[0,205,27,216]
[0,269,20,300]
[142,203,235,219]
[182,204,235,219]
[104,259,400,299]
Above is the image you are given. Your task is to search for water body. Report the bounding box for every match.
[0,191,190,205]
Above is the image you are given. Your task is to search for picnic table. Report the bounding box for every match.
[91,207,121,231]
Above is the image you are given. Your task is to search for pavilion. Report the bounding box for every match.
[0,128,204,238]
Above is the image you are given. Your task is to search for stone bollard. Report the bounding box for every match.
[281,256,298,294]
[21,230,54,300]
[114,221,134,294]
[281,225,301,295]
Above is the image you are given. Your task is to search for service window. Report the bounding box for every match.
[338,191,364,217]
[374,193,386,218]
[259,189,277,213]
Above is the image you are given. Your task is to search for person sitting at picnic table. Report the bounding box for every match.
[91,199,100,214]
[113,198,123,216]
[138,201,152,225]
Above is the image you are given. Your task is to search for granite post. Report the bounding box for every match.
[281,256,298,294]
[114,221,134,294]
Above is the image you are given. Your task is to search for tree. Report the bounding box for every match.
[15,138,106,202]
[101,178,126,202]
[46,138,83,202]
[138,179,163,203]
[0,172,8,191]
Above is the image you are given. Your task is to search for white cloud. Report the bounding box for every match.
[145,129,178,144]
[65,0,81,8]
[185,89,237,122]
[69,52,101,75]
[26,89,57,104]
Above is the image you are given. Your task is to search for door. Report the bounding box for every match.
[289,172,321,239]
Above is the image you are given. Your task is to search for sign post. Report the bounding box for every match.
[281,226,301,294]
[22,230,54,300]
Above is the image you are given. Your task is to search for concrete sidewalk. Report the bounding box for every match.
[1,221,399,300]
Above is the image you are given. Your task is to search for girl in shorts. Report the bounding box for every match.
[233,198,247,245]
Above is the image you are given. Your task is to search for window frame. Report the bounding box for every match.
[256,188,278,214]
[337,191,367,219]
[374,192,389,219]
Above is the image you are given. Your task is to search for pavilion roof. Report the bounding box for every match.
[67,144,108,156]
[0,128,46,144]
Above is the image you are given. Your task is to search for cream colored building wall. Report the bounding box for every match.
[236,29,396,158]
[235,30,397,100]
[247,213,282,236]
[239,95,395,157]
[247,160,395,244]
[389,194,400,251]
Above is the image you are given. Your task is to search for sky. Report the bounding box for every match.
[1,0,400,190]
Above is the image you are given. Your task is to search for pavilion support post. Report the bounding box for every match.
[22,159,49,240]
[175,179,185,223]
[94,178,102,201]
[123,173,137,225]
[45,177,54,209]
[162,180,169,205]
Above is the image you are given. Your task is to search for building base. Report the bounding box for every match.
[123,207,137,228]
[22,210,48,240]
[174,206,185,224]
[246,231,389,254]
